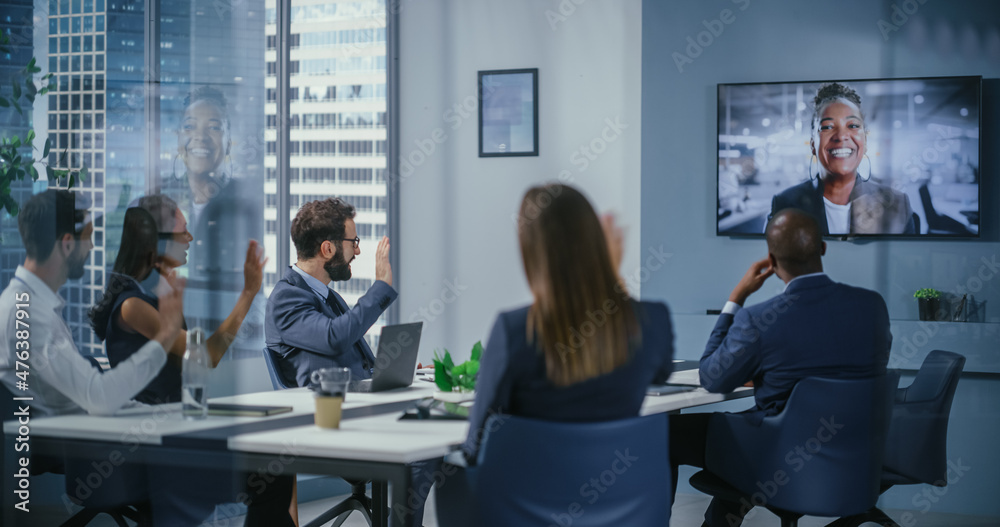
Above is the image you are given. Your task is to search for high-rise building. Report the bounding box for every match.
[0,0,37,290]
[44,0,268,358]
[263,0,389,346]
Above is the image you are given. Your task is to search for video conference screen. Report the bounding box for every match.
[717,76,981,238]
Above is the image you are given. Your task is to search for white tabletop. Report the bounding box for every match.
[227,385,754,463]
[640,385,753,415]
[228,412,470,465]
[2,384,439,446]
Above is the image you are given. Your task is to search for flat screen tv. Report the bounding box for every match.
[717,76,981,238]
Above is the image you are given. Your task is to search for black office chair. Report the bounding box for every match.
[1,381,150,526]
[689,373,899,527]
[828,350,966,527]
[261,348,373,527]
[918,184,971,235]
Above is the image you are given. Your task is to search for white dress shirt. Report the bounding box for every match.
[0,266,167,416]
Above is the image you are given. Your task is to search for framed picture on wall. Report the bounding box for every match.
[478,68,539,157]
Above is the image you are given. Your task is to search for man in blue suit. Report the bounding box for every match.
[671,208,891,527]
[265,197,396,387]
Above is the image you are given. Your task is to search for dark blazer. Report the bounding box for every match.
[462,300,675,462]
[699,274,891,425]
[265,266,397,386]
[771,176,915,235]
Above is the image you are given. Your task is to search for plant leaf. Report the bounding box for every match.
[0,97,9,108]
[12,80,21,100]
[79,165,88,181]
[471,340,483,362]
[12,100,21,115]
[68,173,76,188]
[434,361,453,392]
[27,57,35,71]
[42,137,50,158]
[26,130,35,144]
[29,164,38,181]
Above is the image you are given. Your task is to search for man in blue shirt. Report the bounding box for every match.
[671,209,891,527]
[265,197,396,387]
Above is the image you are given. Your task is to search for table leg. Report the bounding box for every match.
[372,480,389,527]
[388,468,413,527]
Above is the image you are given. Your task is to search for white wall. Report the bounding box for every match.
[398,0,643,363]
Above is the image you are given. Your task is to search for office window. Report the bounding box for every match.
[2,0,394,367]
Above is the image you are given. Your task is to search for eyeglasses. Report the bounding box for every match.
[338,237,360,249]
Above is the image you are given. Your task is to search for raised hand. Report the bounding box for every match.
[375,236,392,287]
[729,257,774,306]
[242,239,267,295]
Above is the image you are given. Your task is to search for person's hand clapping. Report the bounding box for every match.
[242,239,267,295]
[154,269,186,349]
[375,236,392,287]
[729,257,774,306]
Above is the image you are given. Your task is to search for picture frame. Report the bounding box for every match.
[478,68,539,157]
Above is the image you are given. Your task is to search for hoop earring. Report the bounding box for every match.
[808,155,817,181]
[171,154,183,180]
[860,154,872,181]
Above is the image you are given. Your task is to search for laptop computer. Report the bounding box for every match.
[349,322,423,393]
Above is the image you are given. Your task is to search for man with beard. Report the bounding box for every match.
[0,189,186,416]
[265,197,396,386]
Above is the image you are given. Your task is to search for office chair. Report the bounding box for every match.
[689,373,899,527]
[918,184,971,235]
[0,382,150,526]
[828,350,966,527]
[436,414,672,527]
[261,348,374,527]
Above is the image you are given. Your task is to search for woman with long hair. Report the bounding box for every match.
[461,183,676,462]
[89,194,266,404]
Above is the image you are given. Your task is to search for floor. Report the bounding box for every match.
[18,491,999,526]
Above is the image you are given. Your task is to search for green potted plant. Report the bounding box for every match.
[432,341,482,402]
[914,288,942,321]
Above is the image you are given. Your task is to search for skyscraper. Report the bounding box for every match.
[0,0,36,289]
[263,0,389,346]
[43,0,268,358]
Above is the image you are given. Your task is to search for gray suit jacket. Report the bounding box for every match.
[770,175,915,235]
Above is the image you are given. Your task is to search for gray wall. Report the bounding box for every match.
[397,0,643,365]
[642,0,999,517]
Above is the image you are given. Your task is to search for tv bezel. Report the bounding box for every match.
[715,75,983,241]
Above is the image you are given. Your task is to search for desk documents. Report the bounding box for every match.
[664,368,703,386]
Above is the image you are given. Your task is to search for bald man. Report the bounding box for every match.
[671,209,892,527]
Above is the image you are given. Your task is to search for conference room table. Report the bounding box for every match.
[3,365,752,527]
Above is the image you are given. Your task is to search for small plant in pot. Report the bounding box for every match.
[914,288,942,321]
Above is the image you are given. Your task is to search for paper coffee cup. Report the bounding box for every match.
[315,394,344,429]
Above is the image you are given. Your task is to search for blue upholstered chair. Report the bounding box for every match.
[260,348,373,527]
[829,350,966,527]
[436,413,672,527]
[689,373,899,527]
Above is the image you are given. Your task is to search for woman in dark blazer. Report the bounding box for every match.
[461,183,676,463]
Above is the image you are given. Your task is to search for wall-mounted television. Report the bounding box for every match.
[717,76,981,238]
